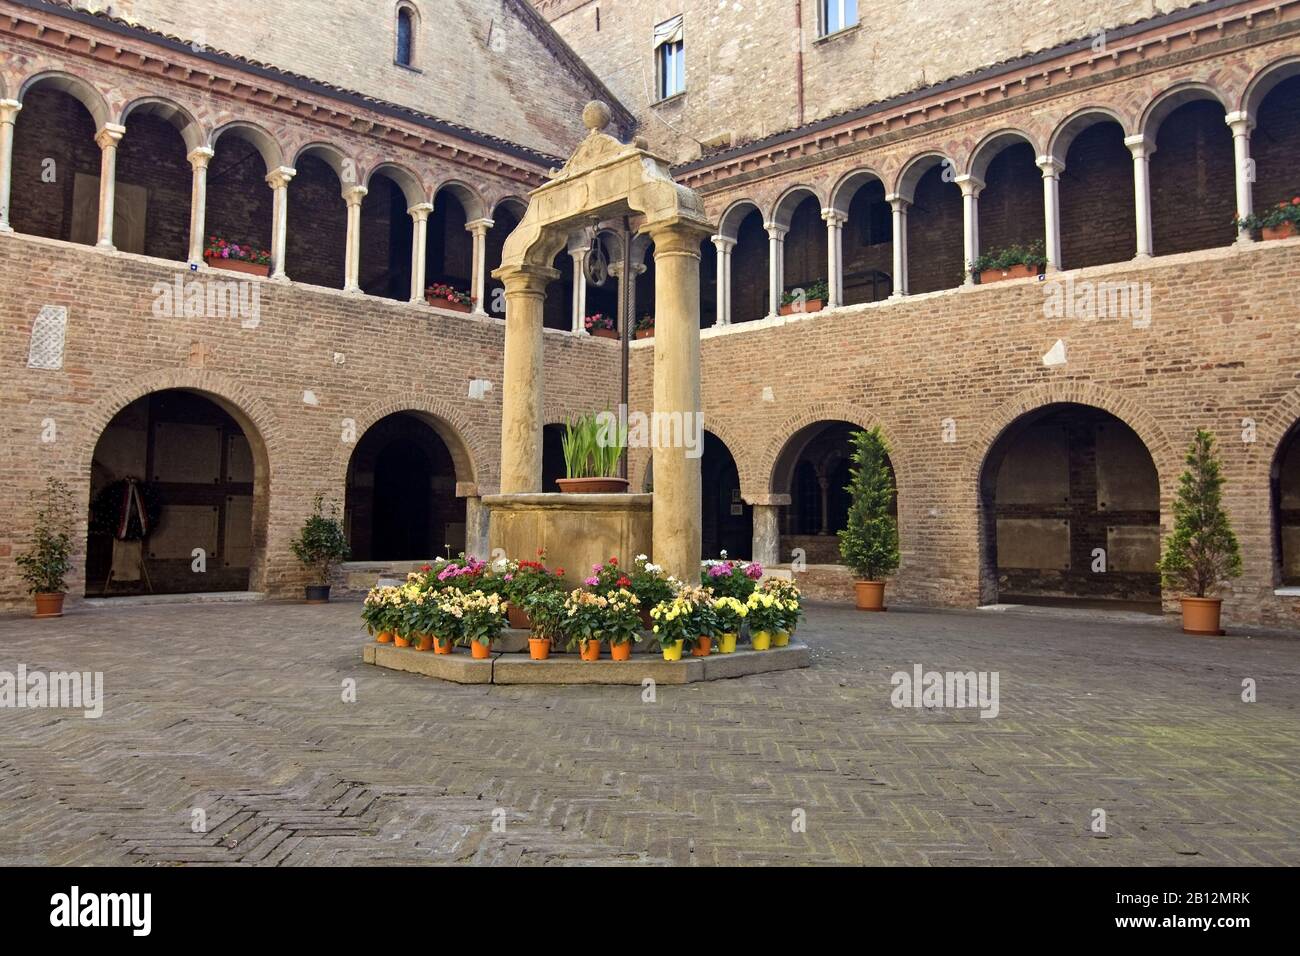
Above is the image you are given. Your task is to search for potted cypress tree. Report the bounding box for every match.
[1156,429,1242,635]
[837,427,900,611]
[290,494,350,603]
[16,477,75,618]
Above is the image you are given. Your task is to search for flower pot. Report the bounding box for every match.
[977,262,1040,284]
[555,477,630,494]
[778,298,824,316]
[433,635,455,655]
[375,631,393,644]
[204,255,270,277]
[750,630,772,651]
[427,296,472,312]
[393,634,411,648]
[717,632,738,654]
[470,640,492,660]
[579,639,602,661]
[691,636,712,657]
[772,630,791,647]
[1262,221,1296,241]
[610,641,632,661]
[528,637,551,660]
[1180,597,1224,636]
[304,584,331,604]
[661,639,685,661]
[506,605,531,630]
[412,634,433,652]
[854,580,886,611]
[590,327,619,340]
[634,328,654,340]
[33,592,65,618]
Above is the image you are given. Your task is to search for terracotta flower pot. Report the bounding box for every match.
[854,580,886,611]
[427,296,472,312]
[33,592,65,618]
[470,640,492,660]
[375,631,393,644]
[749,630,772,651]
[661,639,685,661]
[506,605,531,630]
[433,635,455,655]
[778,298,824,316]
[204,255,270,277]
[717,632,738,654]
[590,327,619,340]
[555,477,630,494]
[393,634,411,648]
[579,639,601,661]
[1180,597,1224,636]
[1262,221,1296,241]
[610,640,632,661]
[412,634,433,652]
[691,636,712,657]
[634,328,654,339]
[977,262,1040,284]
[528,637,551,660]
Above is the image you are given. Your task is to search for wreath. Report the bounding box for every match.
[90,478,163,541]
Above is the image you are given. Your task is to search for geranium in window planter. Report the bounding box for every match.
[634,314,655,339]
[584,312,618,339]
[203,236,272,277]
[779,279,829,315]
[970,241,1046,284]
[425,282,474,312]
[1235,197,1300,241]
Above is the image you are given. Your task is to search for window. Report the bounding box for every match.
[820,0,858,37]
[654,15,685,100]
[396,6,415,67]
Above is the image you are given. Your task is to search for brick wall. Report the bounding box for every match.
[907,165,964,294]
[1151,100,1237,256]
[1059,121,1136,270]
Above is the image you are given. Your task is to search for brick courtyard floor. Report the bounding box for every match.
[0,599,1297,865]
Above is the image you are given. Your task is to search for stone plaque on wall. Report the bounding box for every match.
[1096,426,1159,511]
[153,422,222,484]
[994,425,1069,505]
[148,504,219,560]
[996,517,1070,570]
[1106,525,1160,573]
[224,496,253,568]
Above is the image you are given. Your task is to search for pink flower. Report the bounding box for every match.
[584,576,599,586]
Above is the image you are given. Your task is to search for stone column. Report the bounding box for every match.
[1036,155,1065,272]
[466,217,494,313]
[342,185,367,292]
[764,222,786,318]
[1225,110,1255,244]
[407,202,433,304]
[460,488,491,560]
[496,264,557,493]
[568,241,589,333]
[94,122,126,250]
[265,165,296,280]
[749,495,790,568]
[185,146,215,265]
[1124,134,1156,258]
[648,219,712,581]
[886,194,910,297]
[0,99,23,232]
[711,234,734,325]
[821,208,846,308]
[955,174,983,286]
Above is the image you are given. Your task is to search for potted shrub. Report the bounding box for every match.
[583,312,618,339]
[500,550,564,629]
[203,236,271,277]
[634,314,655,340]
[16,477,75,618]
[970,240,1046,284]
[562,588,608,660]
[457,590,507,659]
[838,427,900,611]
[1156,429,1242,636]
[702,553,763,600]
[557,412,628,493]
[712,595,747,654]
[779,279,829,316]
[600,588,643,660]
[425,282,474,313]
[290,494,350,603]
[762,578,802,645]
[1235,197,1300,241]
[523,587,568,659]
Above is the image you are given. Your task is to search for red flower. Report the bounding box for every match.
[608,556,618,565]
[555,568,565,576]
[616,576,631,587]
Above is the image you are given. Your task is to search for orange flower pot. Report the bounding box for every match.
[590,327,619,340]
[1180,597,1225,636]
[412,634,433,652]
[778,298,824,316]
[854,580,886,611]
[433,636,455,655]
[579,639,602,661]
[393,634,411,648]
[528,637,552,660]
[375,631,393,644]
[610,641,632,661]
[1262,221,1296,241]
[691,636,712,657]
[470,640,492,659]
[977,262,1040,284]
[33,592,65,618]
[204,255,270,277]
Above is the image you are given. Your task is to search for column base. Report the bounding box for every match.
[0,223,13,233]
[271,272,290,282]
[95,240,116,251]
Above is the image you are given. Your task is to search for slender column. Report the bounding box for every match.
[342,185,368,292]
[710,234,734,325]
[886,194,910,297]
[568,242,589,333]
[821,208,846,308]
[0,99,23,232]
[750,498,789,568]
[1225,110,1255,244]
[466,217,494,313]
[408,202,433,304]
[1036,155,1065,272]
[495,264,557,493]
[955,174,984,286]
[185,146,215,265]
[648,219,713,581]
[94,122,126,250]
[265,165,296,279]
[764,222,786,318]
[1124,134,1156,258]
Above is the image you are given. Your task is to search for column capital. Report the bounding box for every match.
[494,262,558,296]
[1035,154,1065,177]
[744,493,792,507]
[95,122,126,149]
[0,99,23,124]
[342,184,368,206]
[1123,133,1156,158]
[954,174,985,197]
[711,234,736,252]
[644,216,714,254]
[763,221,789,240]
[820,207,848,226]
[1224,109,1254,134]
[186,146,215,169]
[465,217,494,237]
[609,261,647,278]
[885,193,911,211]
[407,201,434,221]
[264,165,296,189]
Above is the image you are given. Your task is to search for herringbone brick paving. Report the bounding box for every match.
[0,600,1296,865]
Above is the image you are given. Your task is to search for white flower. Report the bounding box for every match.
[635,553,648,562]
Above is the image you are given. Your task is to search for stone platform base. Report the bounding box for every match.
[363,639,810,685]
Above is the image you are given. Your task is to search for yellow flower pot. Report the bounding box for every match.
[718,632,738,654]
[661,639,685,661]
[750,630,772,651]
[772,630,791,647]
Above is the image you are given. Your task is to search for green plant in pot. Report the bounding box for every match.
[16,477,75,618]
[523,587,568,659]
[837,427,900,611]
[290,494,349,603]
[1157,429,1242,636]
[968,240,1046,283]
[557,411,628,493]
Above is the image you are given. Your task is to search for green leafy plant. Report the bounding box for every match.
[761,577,803,632]
[837,427,900,582]
[701,554,763,599]
[524,587,569,641]
[290,494,350,585]
[15,477,75,594]
[744,588,793,633]
[648,584,717,649]
[1235,196,1300,232]
[561,411,625,479]
[969,240,1046,278]
[560,588,641,649]
[781,279,830,307]
[634,314,655,332]
[454,590,508,648]
[712,595,748,635]
[1156,429,1242,598]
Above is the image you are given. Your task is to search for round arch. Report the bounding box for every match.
[433,179,487,222]
[292,142,353,184]
[120,96,205,152]
[365,161,427,207]
[966,128,1042,182]
[18,71,111,128]
[762,404,906,495]
[827,167,887,217]
[893,150,957,202]
[209,120,285,172]
[1139,81,1231,140]
[1047,105,1132,165]
[768,184,825,230]
[716,198,762,240]
[1242,55,1300,118]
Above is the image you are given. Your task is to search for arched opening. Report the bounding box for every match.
[1250,73,1300,214]
[975,139,1043,261]
[978,403,1160,610]
[115,101,196,260]
[10,81,103,244]
[345,412,465,561]
[702,433,751,559]
[86,389,262,597]
[426,185,474,302]
[206,126,276,261]
[773,420,895,566]
[1056,115,1135,269]
[698,237,717,327]
[1149,97,1235,256]
[288,147,347,289]
[483,199,524,319]
[543,248,574,330]
[584,229,620,321]
[773,189,826,309]
[1273,422,1300,587]
[730,205,768,323]
[360,167,419,300]
[834,171,893,305]
[396,4,417,68]
[901,157,963,294]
